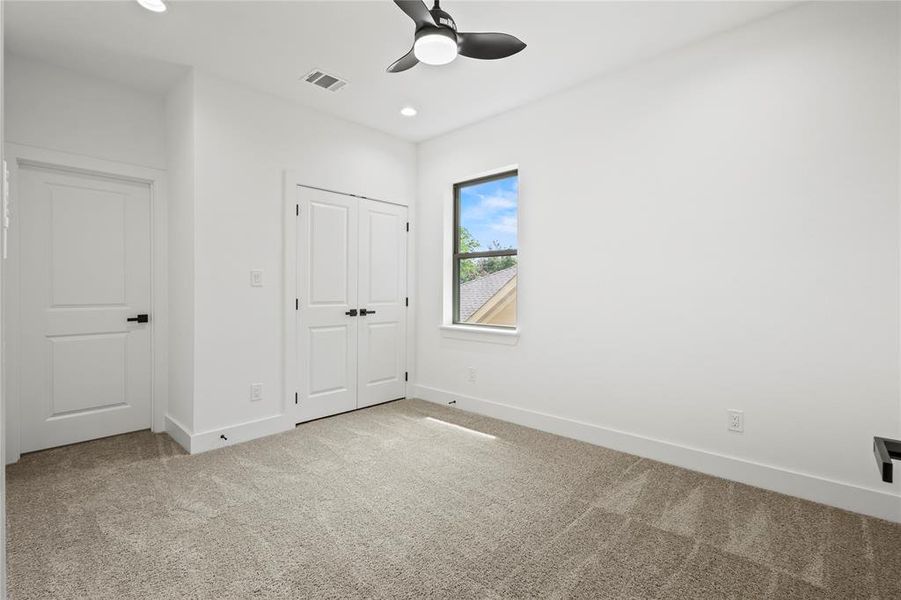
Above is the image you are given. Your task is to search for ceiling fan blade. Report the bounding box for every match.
[457,32,526,60]
[387,47,419,73]
[393,0,436,29]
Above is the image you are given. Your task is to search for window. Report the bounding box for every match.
[453,170,518,328]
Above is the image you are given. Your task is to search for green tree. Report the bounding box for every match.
[479,240,516,275]
[458,228,516,284]
[458,226,480,283]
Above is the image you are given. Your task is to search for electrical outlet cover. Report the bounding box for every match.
[728,409,744,433]
[251,383,263,401]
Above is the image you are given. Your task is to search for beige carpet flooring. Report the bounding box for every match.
[6,398,901,599]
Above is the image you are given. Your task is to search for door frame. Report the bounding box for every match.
[282,172,413,424]
[3,144,168,463]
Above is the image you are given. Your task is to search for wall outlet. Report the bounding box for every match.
[251,383,263,402]
[728,409,744,433]
[467,367,477,383]
[250,270,263,287]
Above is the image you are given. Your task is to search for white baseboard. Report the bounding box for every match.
[410,384,901,523]
[164,413,292,455]
[164,414,193,453]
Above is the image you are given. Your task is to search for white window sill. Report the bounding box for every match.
[439,324,520,345]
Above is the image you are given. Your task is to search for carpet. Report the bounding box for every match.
[6,398,901,599]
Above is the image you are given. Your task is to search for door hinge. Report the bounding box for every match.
[406,222,409,232]
[295,298,299,310]
[405,371,408,382]
[296,204,299,216]
[295,392,298,404]
[405,297,409,307]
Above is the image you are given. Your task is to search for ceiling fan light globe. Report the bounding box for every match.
[136,0,167,13]
[414,32,458,66]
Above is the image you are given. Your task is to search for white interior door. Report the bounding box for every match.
[295,188,407,422]
[357,199,407,408]
[18,164,152,453]
[296,188,359,422]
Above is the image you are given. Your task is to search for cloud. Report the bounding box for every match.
[458,176,518,248]
[490,215,518,235]
[461,190,517,221]
[481,192,516,210]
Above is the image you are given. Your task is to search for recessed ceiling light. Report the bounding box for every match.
[400,106,418,117]
[137,0,167,13]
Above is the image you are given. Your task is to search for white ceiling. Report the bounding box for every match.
[4,0,792,142]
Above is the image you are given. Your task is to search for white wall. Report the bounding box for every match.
[413,2,901,521]
[4,54,166,170]
[165,72,196,432]
[189,72,416,437]
[0,54,417,452]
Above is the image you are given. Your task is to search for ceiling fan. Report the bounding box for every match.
[387,0,526,72]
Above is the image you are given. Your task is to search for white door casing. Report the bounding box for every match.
[357,198,407,408]
[294,187,407,422]
[18,164,152,453]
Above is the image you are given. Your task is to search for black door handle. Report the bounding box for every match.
[127,314,149,323]
[360,309,376,316]
[345,309,358,317]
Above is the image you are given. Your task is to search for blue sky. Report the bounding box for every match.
[459,174,518,250]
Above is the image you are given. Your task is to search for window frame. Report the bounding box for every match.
[452,169,519,329]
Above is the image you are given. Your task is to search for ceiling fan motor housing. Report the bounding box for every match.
[429,6,457,32]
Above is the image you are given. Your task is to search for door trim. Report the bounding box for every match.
[3,143,168,463]
[283,172,412,424]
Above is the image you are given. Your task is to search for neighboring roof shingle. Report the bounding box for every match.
[459,266,517,322]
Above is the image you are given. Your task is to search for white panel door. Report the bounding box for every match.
[18,165,152,453]
[296,188,358,422]
[357,199,407,408]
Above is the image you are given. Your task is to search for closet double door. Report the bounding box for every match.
[295,187,407,423]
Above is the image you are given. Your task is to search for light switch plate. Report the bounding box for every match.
[250,270,263,287]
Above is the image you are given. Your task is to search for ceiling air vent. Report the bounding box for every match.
[302,69,348,92]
